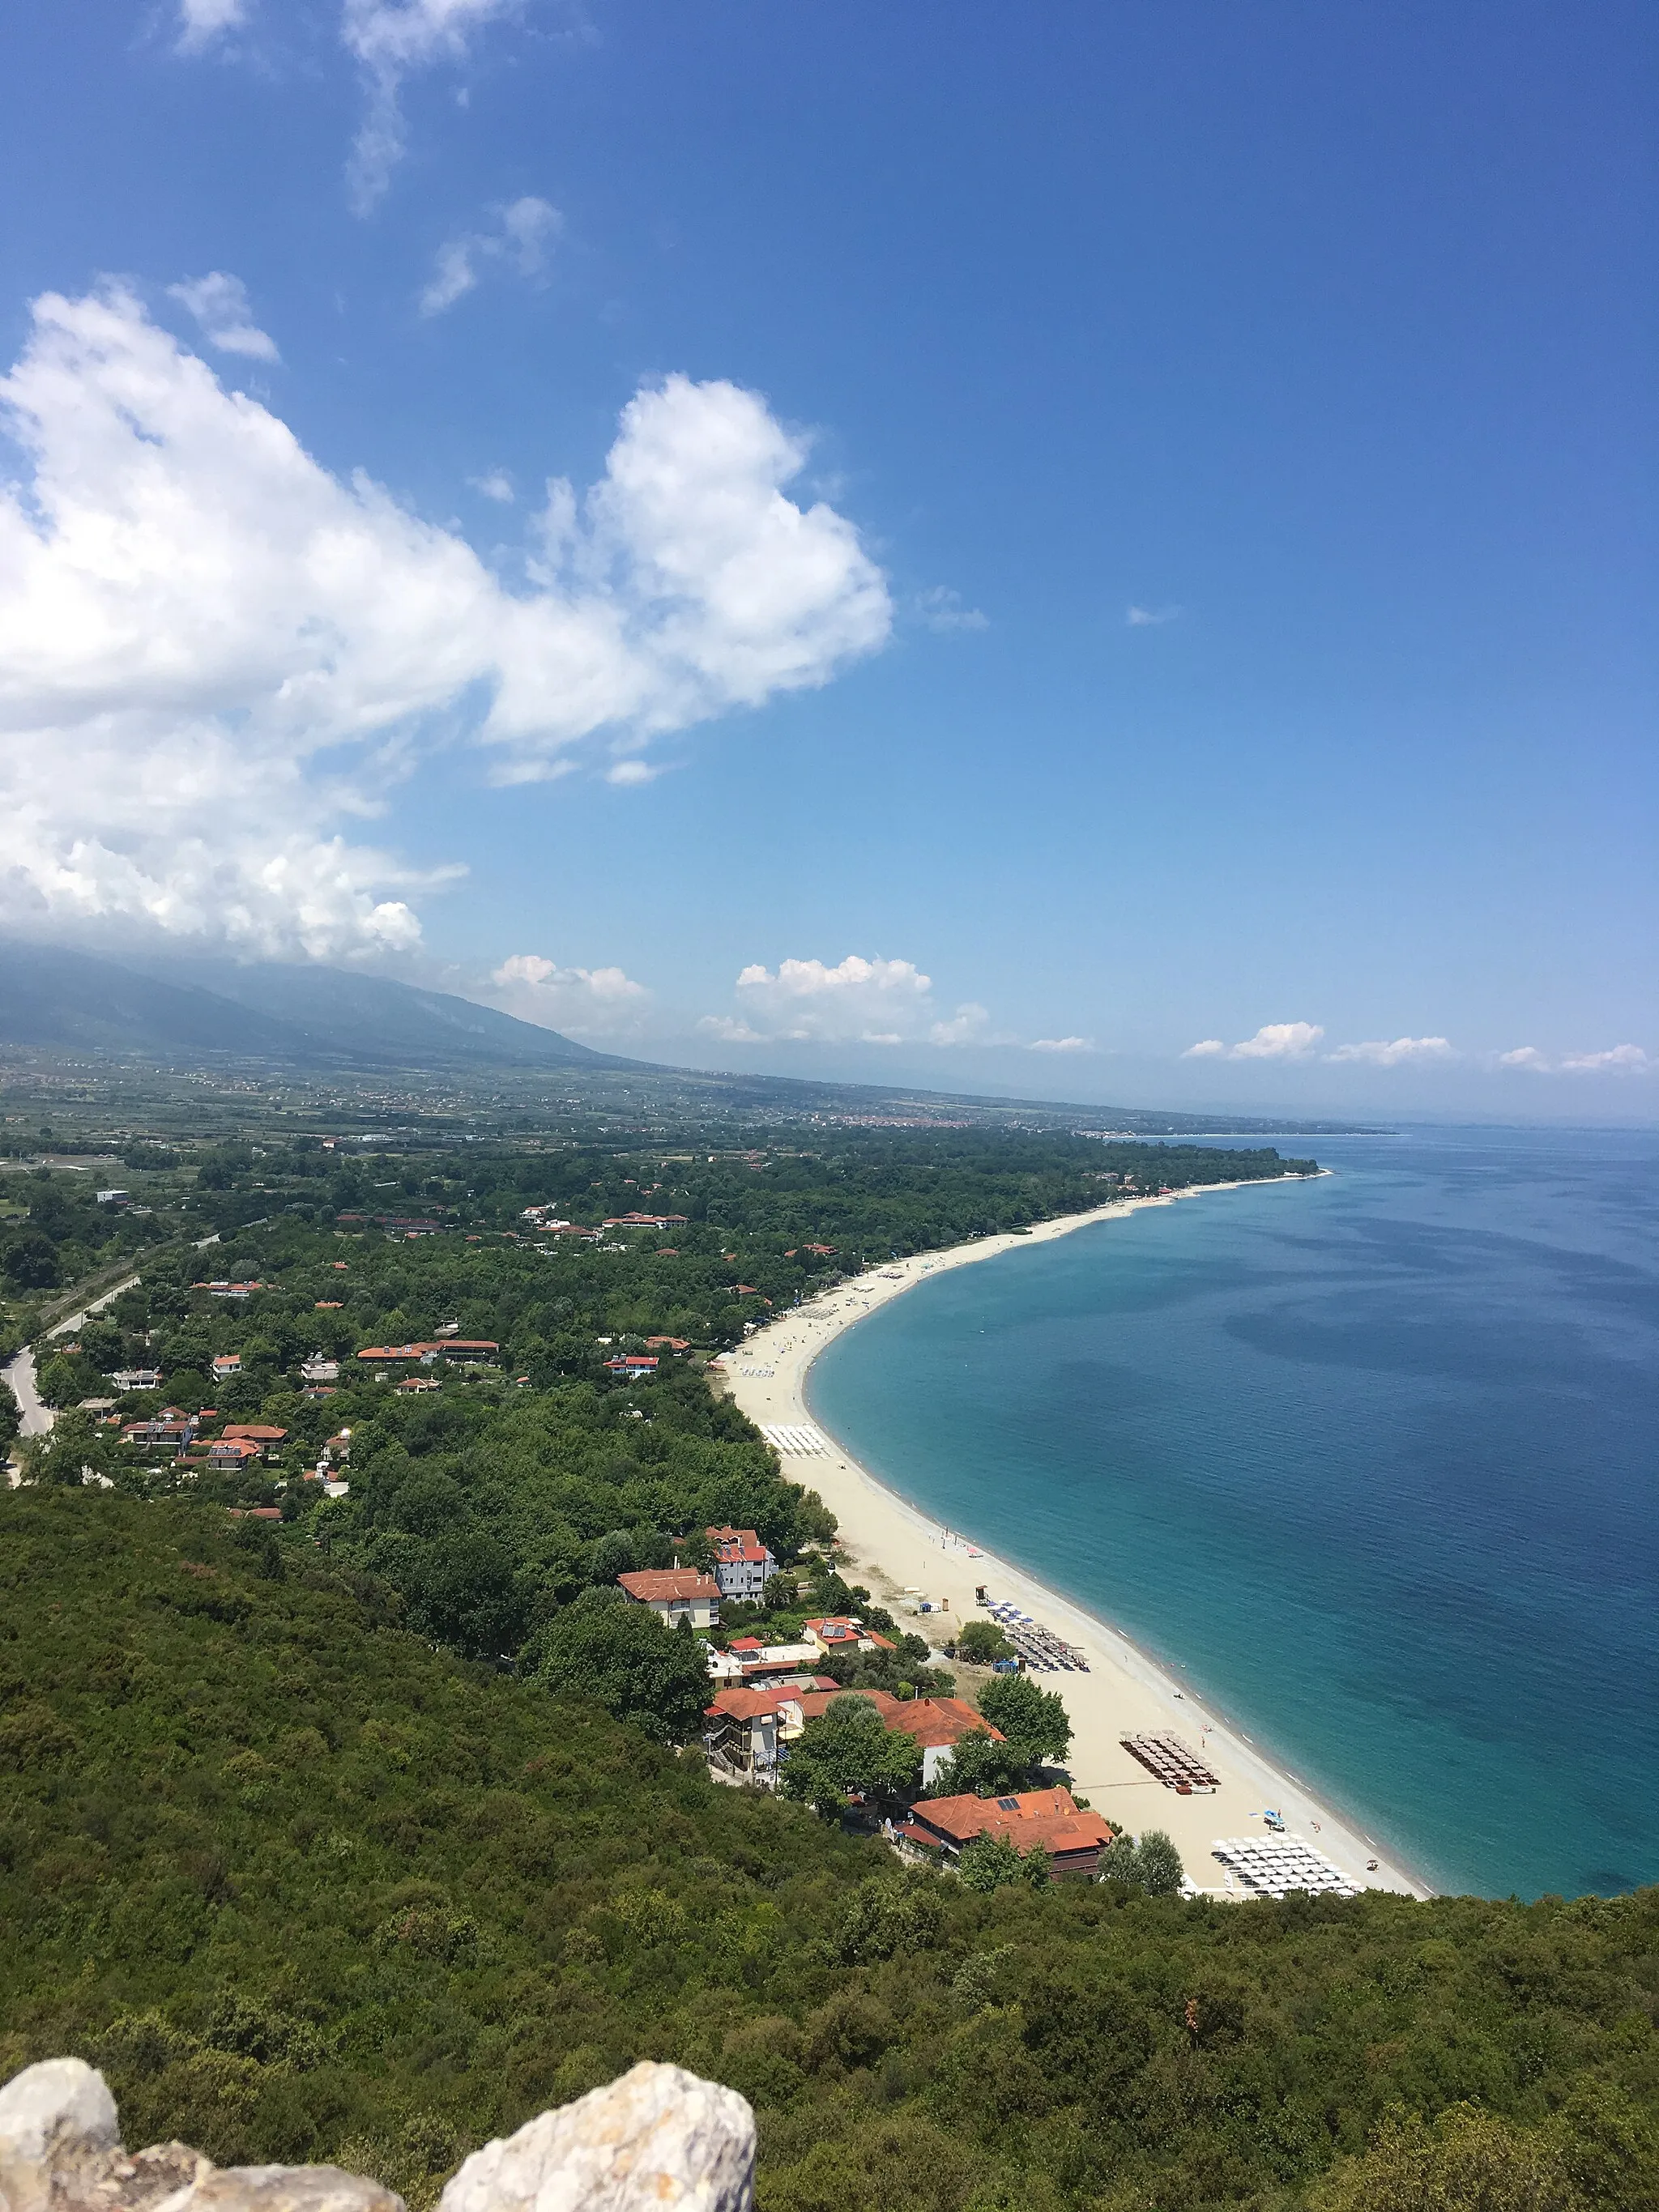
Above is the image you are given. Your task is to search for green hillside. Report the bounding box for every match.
[3,1490,1657,2212]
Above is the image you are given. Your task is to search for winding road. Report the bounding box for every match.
[4,1272,143,1467]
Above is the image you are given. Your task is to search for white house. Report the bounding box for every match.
[706,1525,777,1602]
[616,1568,721,1631]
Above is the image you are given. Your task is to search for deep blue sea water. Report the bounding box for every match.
[808,1125,1659,1901]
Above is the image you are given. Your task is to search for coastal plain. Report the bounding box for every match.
[722,1183,1430,1900]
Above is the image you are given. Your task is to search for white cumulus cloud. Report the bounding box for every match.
[177,0,248,51]
[487,951,650,1038]
[0,284,889,959]
[469,469,514,502]
[167,272,279,361]
[1183,1022,1324,1061]
[1326,1036,1455,1067]
[1030,1036,1093,1053]
[343,0,521,211]
[1499,1046,1550,1070]
[702,956,987,1047]
[420,195,561,316]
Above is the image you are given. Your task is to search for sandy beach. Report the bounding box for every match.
[722,1182,1432,1900]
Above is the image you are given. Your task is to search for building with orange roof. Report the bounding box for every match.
[804,1615,898,1656]
[901,1786,1115,1880]
[616,1568,720,1630]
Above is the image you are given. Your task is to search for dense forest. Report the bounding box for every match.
[3,1493,1657,2212]
[18,1127,1313,1408]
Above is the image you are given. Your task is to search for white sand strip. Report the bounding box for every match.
[723,1180,1434,1900]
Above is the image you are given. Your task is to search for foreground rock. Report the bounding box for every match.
[440,2065,754,2212]
[0,2060,754,2212]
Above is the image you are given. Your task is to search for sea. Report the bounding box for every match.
[807,1123,1659,1901]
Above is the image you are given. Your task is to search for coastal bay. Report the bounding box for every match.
[722,1178,1431,1901]
[727,1125,1659,1903]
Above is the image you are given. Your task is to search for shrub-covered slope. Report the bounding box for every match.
[3,1491,1657,2212]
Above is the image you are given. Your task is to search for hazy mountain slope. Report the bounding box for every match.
[0,940,313,1057]
[137,953,625,1069]
[0,940,625,1071]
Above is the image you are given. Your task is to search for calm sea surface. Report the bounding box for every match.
[808,1125,1659,1900]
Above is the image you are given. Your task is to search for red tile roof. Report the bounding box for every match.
[617,1569,720,1605]
[806,1616,898,1652]
[907,1786,1115,1863]
[706,1686,800,1721]
[357,1340,497,1360]
[708,1524,772,1564]
[885,1698,1004,1751]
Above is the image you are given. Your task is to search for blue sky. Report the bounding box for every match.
[0,2,1653,1113]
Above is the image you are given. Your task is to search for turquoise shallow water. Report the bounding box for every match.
[808,1124,1659,1901]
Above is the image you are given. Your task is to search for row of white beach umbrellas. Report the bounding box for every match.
[1212,1838,1358,1899]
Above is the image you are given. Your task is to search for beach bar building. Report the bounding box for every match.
[899,1785,1115,1881]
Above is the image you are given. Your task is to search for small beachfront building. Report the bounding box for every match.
[804,1615,898,1656]
[899,1785,1115,1881]
[616,1567,721,1630]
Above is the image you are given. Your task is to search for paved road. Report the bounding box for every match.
[45,1272,143,1341]
[3,1345,52,1438]
[4,1271,143,1473]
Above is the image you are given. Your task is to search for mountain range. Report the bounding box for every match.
[0,940,629,1073]
[0,939,1372,1136]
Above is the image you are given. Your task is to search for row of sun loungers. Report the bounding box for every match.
[1211,1836,1358,1898]
[1120,1732,1220,1790]
[983,1599,1090,1672]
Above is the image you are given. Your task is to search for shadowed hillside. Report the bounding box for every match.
[3,1490,1656,2212]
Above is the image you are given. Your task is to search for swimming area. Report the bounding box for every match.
[808,1123,1659,1899]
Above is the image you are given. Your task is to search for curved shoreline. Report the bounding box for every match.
[722,1178,1436,1901]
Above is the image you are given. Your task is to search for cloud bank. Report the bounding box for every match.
[1326,1035,1454,1067]
[487,952,651,1038]
[701,956,989,1047]
[1184,1022,1325,1062]
[0,285,889,960]
[1501,1043,1651,1076]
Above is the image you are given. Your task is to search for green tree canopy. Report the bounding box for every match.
[3,1228,61,1289]
[779,1694,923,1814]
[35,1353,104,1410]
[533,1587,711,1744]
[1098,1827,1184,1896]
[19,1408,117,1489]
[1311,2103,1584,2212]
[956,1832,1051,1893]
[975,1671,1073,1766]
[927,1727,1034,1801]
[953,1619,1015,1664]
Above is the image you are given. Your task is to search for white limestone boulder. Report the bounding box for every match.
[438,2063,755,2212]
[0,2059,120,2212]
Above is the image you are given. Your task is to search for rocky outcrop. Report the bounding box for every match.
[440,2065,754,2212]
[0,2060,755,2212]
